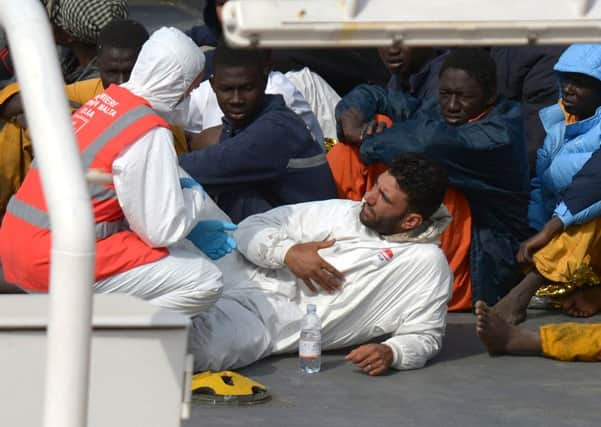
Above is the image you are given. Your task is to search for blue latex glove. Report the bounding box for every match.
[180,177,203,191]
[187,220,238,260]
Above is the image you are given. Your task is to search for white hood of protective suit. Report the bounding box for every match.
[382,204,452,244]
[122,27,205,116]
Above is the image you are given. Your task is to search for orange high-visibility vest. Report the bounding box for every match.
[0,85,169,292]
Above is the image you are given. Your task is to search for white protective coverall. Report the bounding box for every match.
[92,27,225,316]
[284,67,341,140]
[184,71,325,146]
[189,199,453,372]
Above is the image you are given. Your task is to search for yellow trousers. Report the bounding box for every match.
[541,323,601,361]
[0,123,32,217]
[533,218,601,297]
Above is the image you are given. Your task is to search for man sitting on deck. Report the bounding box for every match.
[327,48,531,311]
[190,154,453,375]
[178,40,337,223]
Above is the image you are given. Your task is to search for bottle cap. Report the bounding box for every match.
[307,303,317,313]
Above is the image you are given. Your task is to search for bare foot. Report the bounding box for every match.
[491,293,528,325]
[475,301,542,355]
[559,286,601,318]
[491,271,545,325]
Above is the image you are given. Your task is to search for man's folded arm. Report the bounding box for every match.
[335,84,418,125]
[234,200,343,269]
[178,119,294,187]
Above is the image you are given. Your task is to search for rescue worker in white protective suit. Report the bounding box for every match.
[190,154,453,375]
[0,27,236,316]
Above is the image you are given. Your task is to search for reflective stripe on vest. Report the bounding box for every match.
[6,197,125,240]
[9,104,156,240]
[89,184,116,201]
[286,152,327,169]
[80,105,154,202]
[80,105,153,169]
[31,104,152,172]
[28,168,117,202]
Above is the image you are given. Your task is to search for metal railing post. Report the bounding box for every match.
[0,1,96,426]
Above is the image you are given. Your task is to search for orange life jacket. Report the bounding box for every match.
[0,85,169,292]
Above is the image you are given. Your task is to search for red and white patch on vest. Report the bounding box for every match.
[376,248,394,264]
[72,113,90,134]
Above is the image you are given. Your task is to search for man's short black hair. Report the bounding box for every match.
[212,38,265,73]
[97,19,149,53]
[439,48,497,97]
[388,154,448,220]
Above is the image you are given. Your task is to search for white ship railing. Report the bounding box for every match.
[223,0,601,47]
[0,1,96,427]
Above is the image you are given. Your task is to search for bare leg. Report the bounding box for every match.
[491,270,546,325]
[559,287,601,318]
[475,301,542,355]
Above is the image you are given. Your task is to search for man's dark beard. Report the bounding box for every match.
[359,204,407,236]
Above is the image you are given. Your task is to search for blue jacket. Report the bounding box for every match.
[530,104,601,230]
[179,94,337,223]
[336,85,531,304]
[529,44,601,231]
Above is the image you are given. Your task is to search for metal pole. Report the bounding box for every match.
[0,1,96,427]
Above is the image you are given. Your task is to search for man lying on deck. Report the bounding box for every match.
[190,154,453,375]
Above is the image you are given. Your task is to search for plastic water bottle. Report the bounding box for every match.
[299,303,321,374]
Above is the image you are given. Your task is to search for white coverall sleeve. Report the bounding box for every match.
[267,71,325,145]
[284,67,341,140]
[383,248,452,370]
[234,200,341,269]
[113,127,207,247]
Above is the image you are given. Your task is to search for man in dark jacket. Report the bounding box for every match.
[378,46,448,99]
[491,46,565,173]
[333,48,531,305]
[179,40,337,223]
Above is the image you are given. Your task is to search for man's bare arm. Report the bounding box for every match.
[186,125,223,151]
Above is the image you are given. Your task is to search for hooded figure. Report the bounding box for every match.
[0,28,234,316]
[122,27,204,117]
[488,44,601,326]
[530,44,601,230]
